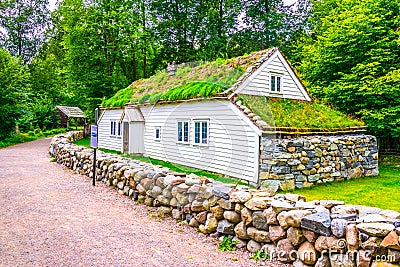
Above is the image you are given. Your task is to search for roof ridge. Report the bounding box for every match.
[222,47,277,96]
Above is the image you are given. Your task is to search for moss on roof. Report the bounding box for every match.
[102,50,269,107]
[240,95,365,130]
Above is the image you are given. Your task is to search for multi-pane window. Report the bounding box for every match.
[194,121,208,144]
[110,121,121,136]
[155,126,161,140]
[270,74,282,92]
[177,121,189,143]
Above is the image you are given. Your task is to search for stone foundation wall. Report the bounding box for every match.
[50,132,399,267]
[260,134,379,192]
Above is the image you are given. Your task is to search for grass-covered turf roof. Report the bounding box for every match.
[102,50,268,107]
[240,95,365,129]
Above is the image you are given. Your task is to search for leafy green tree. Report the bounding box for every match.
[230,0,292,55]
[194,0,241,60]
[150,0,198,63]
[0,0,51,63]
[299,0,400,138]
[0,48,30,138]
[55,0,158,113]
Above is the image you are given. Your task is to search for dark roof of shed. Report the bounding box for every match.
[56,106,86,118]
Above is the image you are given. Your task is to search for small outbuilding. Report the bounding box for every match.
[56,105,86,129]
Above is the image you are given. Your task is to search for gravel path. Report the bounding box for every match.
[0,138,289,267]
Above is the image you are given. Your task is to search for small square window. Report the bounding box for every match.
[155,126,161,140]
[110,121,121,136]
[270,74,282,92]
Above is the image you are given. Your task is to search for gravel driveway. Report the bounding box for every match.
[0,138,290,267]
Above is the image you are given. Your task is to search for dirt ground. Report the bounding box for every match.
[0,138,289,267]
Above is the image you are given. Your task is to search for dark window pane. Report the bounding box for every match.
[277,76,281,92]
[155,128,160,139]
[184,122,189,142]
[111,121,115,135]
[202,122,208,144]
[177,122,182,142]
[194,122,200,143]
[271,76,276,91]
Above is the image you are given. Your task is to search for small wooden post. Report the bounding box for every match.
[91,108,99,186]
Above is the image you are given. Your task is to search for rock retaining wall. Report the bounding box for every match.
[260,135,379,191]
[50,132,399,267]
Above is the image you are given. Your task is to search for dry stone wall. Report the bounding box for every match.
[50,132,399,267]
[260,135,379,191]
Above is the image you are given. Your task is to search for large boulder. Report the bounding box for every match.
[301,212,332,236]
[217,219,235,235]
[298,241,318,265]
[247,227,270,243]
[357,223,395,237]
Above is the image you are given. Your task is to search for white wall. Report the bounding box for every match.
[237,52,310,101]
[140,100,260,183]
[97,109,123,152]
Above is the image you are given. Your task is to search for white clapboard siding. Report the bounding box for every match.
[236,50,311,101]
[140,100,261,183]
[97,109,123,152]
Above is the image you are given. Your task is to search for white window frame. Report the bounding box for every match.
[193,120,209,145]
[177,121,190,144]
[154,126,161,141]
[270,73,283,93]
[110,120,122,137]
[117,121,121,136]
[110,121,116,136]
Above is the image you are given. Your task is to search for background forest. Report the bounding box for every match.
[0,0,399,151]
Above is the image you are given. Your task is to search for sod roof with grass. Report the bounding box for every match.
[101,50,267,107]
[102,48,365,132]
[239,95,364,131]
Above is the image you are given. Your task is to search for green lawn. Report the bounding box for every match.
[0,128,79,149]
[291,163,400,212]
[73,137,250,186]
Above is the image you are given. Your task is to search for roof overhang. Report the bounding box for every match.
[120,107,144,122]
[56,106,86,118]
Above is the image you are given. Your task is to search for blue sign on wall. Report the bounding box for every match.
[90,125,98,148]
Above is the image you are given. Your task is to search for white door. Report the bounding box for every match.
[130,122,144,154]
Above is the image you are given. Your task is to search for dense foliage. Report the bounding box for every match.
[0,0,51,63]
[0,48,30,139]
[296,0,400,139]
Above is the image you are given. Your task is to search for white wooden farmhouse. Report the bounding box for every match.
[97,48,313,184]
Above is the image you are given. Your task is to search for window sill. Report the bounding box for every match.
[110,135,122,139]
[192,143,209,147]
[270,91,283,95]
[177,142,190,145]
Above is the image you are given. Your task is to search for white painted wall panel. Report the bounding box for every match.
[140,100,260,183]
[237,53,309,101]
[97,109,123,152]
